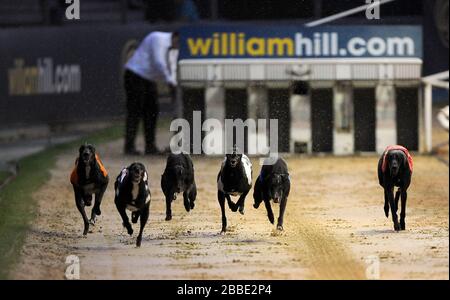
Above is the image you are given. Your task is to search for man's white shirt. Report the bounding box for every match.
[125,31,178,85]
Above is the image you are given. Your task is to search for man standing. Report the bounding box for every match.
[123,31,179,155]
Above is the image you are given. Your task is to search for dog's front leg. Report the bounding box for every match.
[89,204,97,226]
[236,190,248,215]
[386,187,400,231]
[383,188,390,218]
[263,196,275,225]
[253,178,263,209]
[277,196,288,231]
[218,190,227,234]
[165,192,173,221]
[400,189,407,230]
[183,191,191,212]
[226,194,237,212]
[74,189,90,235]
[131,211,140,223]
[136,203,150,247]
[394,189,401,215]
[91,181,108,224]
[188,183,197,210]
[115,200,133,235]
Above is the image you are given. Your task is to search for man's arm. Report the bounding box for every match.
[151,35,176,86]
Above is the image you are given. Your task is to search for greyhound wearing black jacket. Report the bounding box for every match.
[70,144,109,235]
[217,148,252,234]
[114,162,151,247]
[377,145,413,231]
[253,157,290,231]
[161,152,197,221]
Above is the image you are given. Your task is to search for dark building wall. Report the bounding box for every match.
[0,24,176,128]
[354,88,376,152]
[396,87,419,151]
[311,88,334,153]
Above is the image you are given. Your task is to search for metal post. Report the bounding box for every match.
[204,85,225,154]
[424,83,433,153]
[248,85,269,155]
[305,0,396,27]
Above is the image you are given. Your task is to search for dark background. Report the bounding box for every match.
[0,0,448,128]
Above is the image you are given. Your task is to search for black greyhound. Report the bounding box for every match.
[114,162,151,247]
[217,148,252,234]
[377,145,413,231]
[161,152,197,221]
[253,157,290,231]
[70,143,109,235]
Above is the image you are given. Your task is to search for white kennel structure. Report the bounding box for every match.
[177,25,424,154]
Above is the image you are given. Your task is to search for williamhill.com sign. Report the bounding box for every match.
[179,25,422,60]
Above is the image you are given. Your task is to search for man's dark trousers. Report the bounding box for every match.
[124,70,159,153]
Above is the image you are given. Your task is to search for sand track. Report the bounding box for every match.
[11,139,449,280]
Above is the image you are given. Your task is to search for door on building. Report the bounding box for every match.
[311,88,333,152]
[182,88,205,153]
[268,88,291,153]
[225,88,248,152]
[396,87,419,151]
[354,88,376,152]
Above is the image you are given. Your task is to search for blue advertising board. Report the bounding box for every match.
[179,25,422,60]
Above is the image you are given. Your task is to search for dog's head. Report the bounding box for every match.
[78,143,96,165]
[128,162,146,184]
[226,146,242,168]
[268,174,288,203]
[386,150,406,177]
[173,165,185,193]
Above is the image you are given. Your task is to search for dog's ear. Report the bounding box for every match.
[143,170,148,182]
[89,144,96,154]
[281,174,290,182]
[385,151,393,167]
[401,152,409,170]
[273,174,283,184]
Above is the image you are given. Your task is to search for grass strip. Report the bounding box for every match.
[0,124,123,279]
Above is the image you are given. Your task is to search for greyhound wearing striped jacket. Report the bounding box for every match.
[114,162,151,247]
[217,147,252,234]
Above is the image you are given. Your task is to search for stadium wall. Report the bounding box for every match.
[0,24,176,128]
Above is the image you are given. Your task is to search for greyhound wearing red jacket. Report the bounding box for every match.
[378,145,413,231]
[70,144,109,235]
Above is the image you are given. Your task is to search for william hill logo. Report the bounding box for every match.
[188,33,295,57]
[185,32,416,58]
[8,58,81,96]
